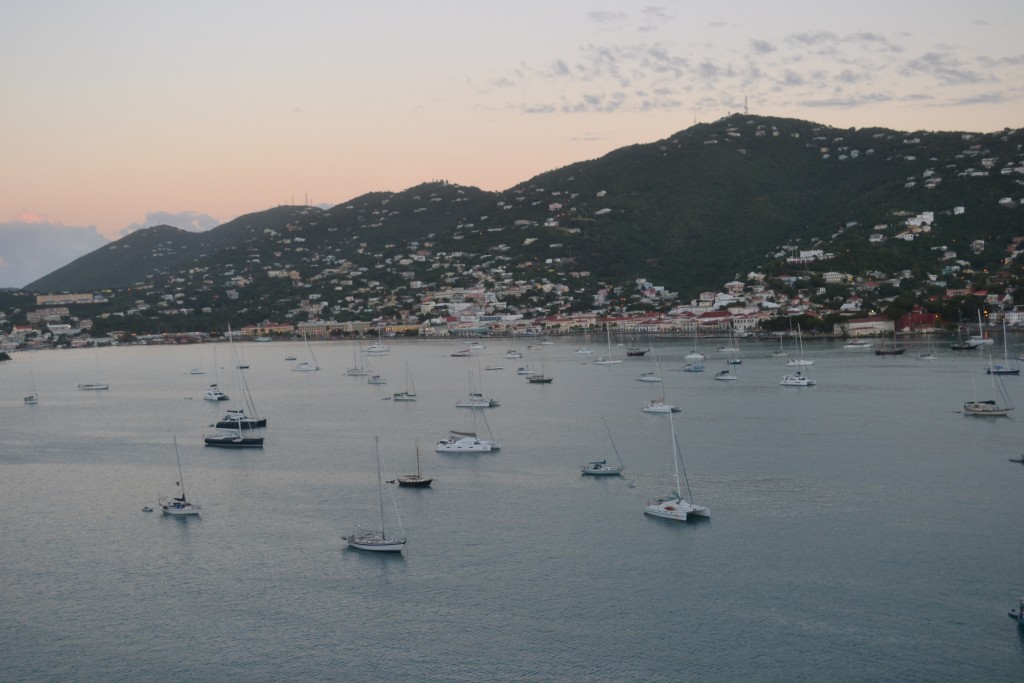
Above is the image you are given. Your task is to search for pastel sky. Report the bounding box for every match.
[1,0,1022,247]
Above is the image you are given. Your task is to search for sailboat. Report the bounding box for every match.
[986,320,1019,375]
[967,309,994,348]
[594,322,622,365]
[344,437,406,552]
[963,362,1013,416]
[455,371,499,408]
[78,342,109,390]
[644,411,709,521]
[526,348,553,383]
[204,420,265,447]
[581,418,625,475]
[397,439,433,487]
[392,362,418,400]
[444,403,501,452]
[159,436,200,516]
[636,347,663,382]
[346,342,369,376]
[874,328,906,356]
[24,372,39,405]
[685,330,705,361]
[363,330,390,356]
[203,383,229,401]
[575,332,594,355]
[292,331,321,371]
[918,338,939,361]
[505,329,524,359]
[641,353,680,412]
[725,326,742,365]
[772,334,789,358]
[785,324,814,366]
[214,326,267,430]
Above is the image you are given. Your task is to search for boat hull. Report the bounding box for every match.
[204,436,265,447]
[581,467,622,476]
[962,401,1012,416]
[397,476,433,487]
[644,499,710,521]
[345,532,405,552]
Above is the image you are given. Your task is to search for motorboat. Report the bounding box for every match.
[714,370,738,381]
[843,339,873,349]
[780,371,816,386]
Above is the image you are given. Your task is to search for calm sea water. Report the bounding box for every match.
[2,336,1023,682]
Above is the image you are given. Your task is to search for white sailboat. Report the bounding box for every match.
[967,309,994,348]
[641,354,680,412]
[576,332,594,355]
[159,436,200,516]
[685,330,705,361]
[594,322,622,365]
[644,412,709,521]
[964,363,1013,416]
[785,324,814,366]
[636,348,663,382]
[455,371,499,408]
[24,371,39,405]
[292,331,320,371]
[393,362,417,401]
[986,320,1019,375]
[582,418,625,475]
[344,437,406,552]
[346,342,369,376]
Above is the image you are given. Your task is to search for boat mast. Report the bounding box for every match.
[173,435,186,501]
[603,417,625,469]
[375,436,385,535]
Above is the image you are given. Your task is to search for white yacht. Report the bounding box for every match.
[435,435,492,453]
[780,371,816,386]
[641,399,681,413]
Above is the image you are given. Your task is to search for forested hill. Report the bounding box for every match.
[25,114,1024,304]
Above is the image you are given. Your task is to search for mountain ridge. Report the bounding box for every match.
[22,114,1024,329]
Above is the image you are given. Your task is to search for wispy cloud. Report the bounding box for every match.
[901,51,990,85]
[498,24,1020,121]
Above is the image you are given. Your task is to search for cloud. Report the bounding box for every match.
[119,210,220,237]
[799,93,893,108]
[492,25,1021,124]
[901,51,990,85]
[588,11,627,25]
[0,220,109,288]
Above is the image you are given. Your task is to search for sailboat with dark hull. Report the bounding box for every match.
[397,440,433,487]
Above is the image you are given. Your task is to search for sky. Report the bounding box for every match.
[1,0,1022,286]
